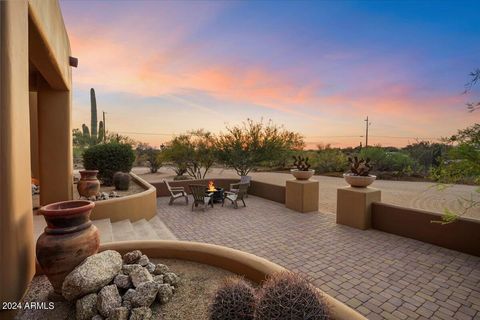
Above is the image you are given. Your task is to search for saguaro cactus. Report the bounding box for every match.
[90,88,98,140]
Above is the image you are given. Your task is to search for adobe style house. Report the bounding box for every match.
[1,0,74,313]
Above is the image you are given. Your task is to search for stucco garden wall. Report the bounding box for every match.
[90,173,157,222]
[1,0,73,313]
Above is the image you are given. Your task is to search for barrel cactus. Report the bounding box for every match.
[209,277,256,320]
[255,272,330,320]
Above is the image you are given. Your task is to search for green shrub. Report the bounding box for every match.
[83,143,135,185]
[359,147,415,173]
[314,148,348,173]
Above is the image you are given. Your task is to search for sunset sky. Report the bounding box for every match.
[60,0,480,148]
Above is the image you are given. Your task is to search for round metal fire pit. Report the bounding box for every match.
[206,188,224,203]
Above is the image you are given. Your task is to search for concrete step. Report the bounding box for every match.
[92,218,113,244]
[33,215,46,243]
[148,216,177,240]
[111,219,137,242]
[131,219,160,240]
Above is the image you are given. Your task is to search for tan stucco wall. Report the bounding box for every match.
[0,0,36,310]
[90,173,157,222]
[1,0,73,313]
[38,84,73,205]
[29,92,39,179]
[28,0,71,90]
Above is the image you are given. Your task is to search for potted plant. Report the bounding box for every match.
[344,156,376,187]
[291,156,315,180]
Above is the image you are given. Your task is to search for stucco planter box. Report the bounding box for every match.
[286,179,319,213]
[85,241,367,320]
[337,187,381,230]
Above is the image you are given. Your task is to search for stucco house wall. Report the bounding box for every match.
[0,0,73,312]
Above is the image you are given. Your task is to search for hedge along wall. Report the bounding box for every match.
[372,203,480,257]
[152,178,286,204]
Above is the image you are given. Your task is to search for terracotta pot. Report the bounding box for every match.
[290,169,315,180]
[343,173,376,187]
[77,170,100,198]
[36,200,99,293]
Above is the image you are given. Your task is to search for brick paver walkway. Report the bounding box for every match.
[157,196,480,320]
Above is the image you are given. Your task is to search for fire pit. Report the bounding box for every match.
[206,181,224,203]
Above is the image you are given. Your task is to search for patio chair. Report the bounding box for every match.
[222,183,248,209]
[164,180,188,205]
[230,176,251,197]
[189,184,214,211]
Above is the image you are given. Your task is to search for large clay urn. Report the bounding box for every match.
[77,170,100,198]
[36,200,99,293]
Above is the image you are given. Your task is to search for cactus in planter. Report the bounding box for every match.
[255,272,330,320]
[348,156,372,176]
[209,277,256,320]
[113,172,130,190]
[292,155,311,171]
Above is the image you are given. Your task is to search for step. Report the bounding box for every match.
[111,219,137,242]
[148,216,177,240]
[132,219,160,240]
[92,218,113,244]
[33,215,46,242]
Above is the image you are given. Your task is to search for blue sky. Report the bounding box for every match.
[61,0,480,148]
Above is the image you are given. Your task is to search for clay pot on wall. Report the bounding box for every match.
[36,200,100,293]
[77,170,100,198]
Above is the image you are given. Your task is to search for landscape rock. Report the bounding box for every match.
[162,272,179,287]
[130,266,153,287]
[75,293,98,320]
[92,315,104,320]
[62,250,122,301]
[114,274,132,290]
[123,250,142,264]
[131,281,159,307]
[97,284,122,318]
[121,288,135,311]
[129,307,152,320]
[157,284,174,304]
[122,264,142,275]
[152,275,164,284]
[145,262,155,274]
[108,306,129,320]
[153,264,169,275]
[137,255,149,266]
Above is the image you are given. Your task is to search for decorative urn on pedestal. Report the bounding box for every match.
[343,156,376,187]
[290,155,315,180]
[77,170,100,198]
[36,200,100,293]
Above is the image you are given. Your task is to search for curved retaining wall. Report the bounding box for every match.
[152,178,286,204]
[99,240,367,320]
[90,173,157,222]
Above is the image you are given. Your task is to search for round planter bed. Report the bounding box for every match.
[98,240,367,320]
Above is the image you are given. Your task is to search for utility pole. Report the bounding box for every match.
[103,111,107,143]
[364,116,371,148]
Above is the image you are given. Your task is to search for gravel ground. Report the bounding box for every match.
[134,166,480,220]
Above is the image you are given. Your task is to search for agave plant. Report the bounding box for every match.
[347,156,372,176]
